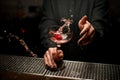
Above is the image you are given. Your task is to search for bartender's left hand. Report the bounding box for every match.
[78,15,95,46]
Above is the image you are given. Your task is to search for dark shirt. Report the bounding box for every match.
[39,0,109,62]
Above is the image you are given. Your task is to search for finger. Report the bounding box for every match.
[48,48,57,68]
[45,51,54,68]
[77,32,88,45]
[78,15,88,30]
[82,40,90,46]
[80,15,88,24]
[82,21,95,45]
[82,28,95,46]
[48,47,58,61]
[81,35,93,46]
[83,22,95,40]
[44,54,49,66]
[78,21,94,45]
[80,21,90,36]
[79,27,95,46]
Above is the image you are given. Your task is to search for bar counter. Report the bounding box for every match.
[0,54,120,80]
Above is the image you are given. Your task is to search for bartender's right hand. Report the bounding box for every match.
[44,47,64,69]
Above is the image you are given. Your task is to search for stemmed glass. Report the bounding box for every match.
[48,18,73,70]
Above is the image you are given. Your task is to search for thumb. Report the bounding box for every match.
[52,49,64,62]
[57,50,64,59]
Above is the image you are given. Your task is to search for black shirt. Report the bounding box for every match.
[39,0,109,62]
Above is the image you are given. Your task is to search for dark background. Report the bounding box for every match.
[0,0,44,57]
[0,0,120,64]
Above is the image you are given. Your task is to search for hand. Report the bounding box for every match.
[78,15,95,46]
[44,47,64,69]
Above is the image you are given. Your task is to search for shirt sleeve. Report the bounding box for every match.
[91,0,109,38]
[39,0,58,49]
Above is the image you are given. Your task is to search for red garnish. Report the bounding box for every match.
[54,33,62,40]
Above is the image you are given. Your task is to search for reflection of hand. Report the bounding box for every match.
[44,47,64,69]
[78,15,95,46]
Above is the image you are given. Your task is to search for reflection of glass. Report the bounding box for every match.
[48,18,73,70]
